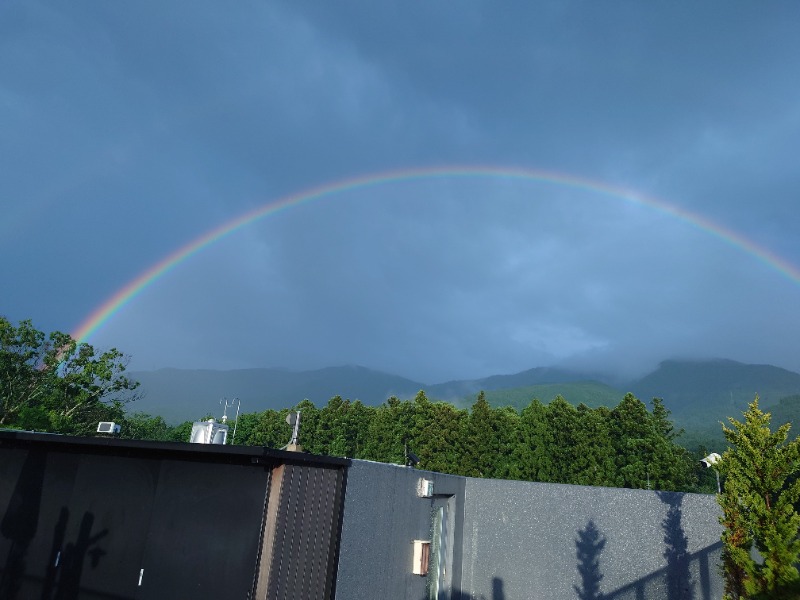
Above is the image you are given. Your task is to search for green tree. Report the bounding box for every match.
[0,317,139,434]
[234,408,291,448]
[169,420,195,443]
[315,396,373,457]
[647,398,695,492]
[492,405,521,479]
[610,393,655,489]
[460,391,493,477]
[460,392,517,478]
[288,399,321,453]
[361,396,415,464]
[411,393,467,474]
[545,396,583,484]
[718,396,800,599]
[508,398,552,482]
[572,404,618,487]
[120,412,173,441]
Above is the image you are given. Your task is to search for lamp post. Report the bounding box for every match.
[700,452,722,493]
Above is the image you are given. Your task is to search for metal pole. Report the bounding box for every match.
[230,398,240,444]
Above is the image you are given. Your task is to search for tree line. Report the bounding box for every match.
[127,391,703,492]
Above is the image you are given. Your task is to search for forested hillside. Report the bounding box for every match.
[462,381,622,411]
[126,391,709,492]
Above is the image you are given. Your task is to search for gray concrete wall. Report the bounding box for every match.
[335,460,724,600]
[335,460,466,600]
[462,478,723,600]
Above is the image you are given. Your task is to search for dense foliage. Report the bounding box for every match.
[718,397,800,599]
[154,390,698,491]
[0,317,139,435]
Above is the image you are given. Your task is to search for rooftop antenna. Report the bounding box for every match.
[282,411,302,452]
[220,397,241,445]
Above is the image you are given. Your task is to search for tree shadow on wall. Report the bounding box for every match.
[429,576,504,600]
[39,507,68,600]
[0,449,46,599]
[50,511,108,600]
[0,447,108,600]
[574,519,607,600]
[656,491,695,600]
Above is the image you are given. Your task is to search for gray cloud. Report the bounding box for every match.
[1,0,799,383]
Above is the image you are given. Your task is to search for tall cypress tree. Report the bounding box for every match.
[546,396,582,484]
[573,404,618,487]
[492,405,521,479]
[413,398,466,474]
[610,393,653,489]
[718,396,800,599]
[361,396,406,464]
[461,392,499,478]
[647,398,694,492]
[508,399,552,482]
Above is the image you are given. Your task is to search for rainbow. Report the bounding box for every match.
[72,165,800,344]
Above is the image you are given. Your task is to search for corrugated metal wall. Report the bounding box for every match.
[253,463,346,600]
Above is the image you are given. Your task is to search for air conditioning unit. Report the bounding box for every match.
[97,421,121,434]
[189,419,229,445]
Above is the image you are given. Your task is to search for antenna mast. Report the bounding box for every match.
[220,397,241,444]
[283,411,302,452]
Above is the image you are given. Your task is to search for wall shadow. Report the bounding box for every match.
[574,519,607,600]
[656,491,695,600]
[0,448,110,600]
[40,506,69,600]
[492,576,505,600]
[51,511,108,600]
[429,577,504,600]
[0,448,46,599]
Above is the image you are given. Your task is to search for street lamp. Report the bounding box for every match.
[700,452,722,493]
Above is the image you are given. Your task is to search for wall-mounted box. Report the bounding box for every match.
[417,478,434,497]
[412,540,431,575]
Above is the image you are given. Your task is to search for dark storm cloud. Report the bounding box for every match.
[1,0,799,382]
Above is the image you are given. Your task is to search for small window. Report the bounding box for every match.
[428,507,444,599]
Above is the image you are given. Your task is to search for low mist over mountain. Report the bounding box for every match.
[127,365,424,423]
[128,359,800,433]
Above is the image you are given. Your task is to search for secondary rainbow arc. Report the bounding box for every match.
[72,165,800,344]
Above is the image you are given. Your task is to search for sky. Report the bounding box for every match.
[2,1,799,384]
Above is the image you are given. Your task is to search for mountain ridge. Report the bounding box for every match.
[127,358,800,433]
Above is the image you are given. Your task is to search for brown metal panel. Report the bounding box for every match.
[248,466,273,596]
[269,464,299,600]
[266,463,300,600]
[253,464,285,600]
[253,462,347,600]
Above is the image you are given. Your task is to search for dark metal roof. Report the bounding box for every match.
[0,429,349,469]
